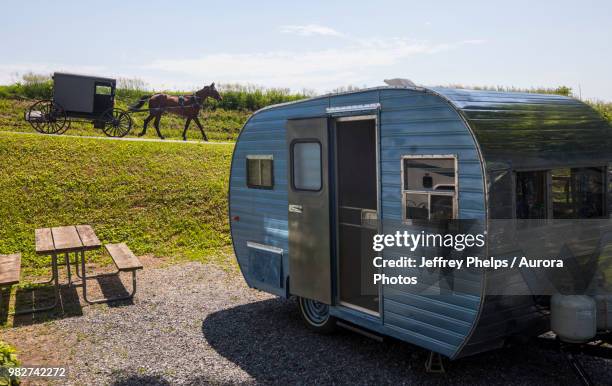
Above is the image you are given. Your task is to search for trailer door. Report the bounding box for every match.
[287,117,332,304]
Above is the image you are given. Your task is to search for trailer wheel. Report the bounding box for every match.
[101,108,132,137]
[298,297,337,333]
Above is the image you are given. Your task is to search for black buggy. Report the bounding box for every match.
[25,72,133,137]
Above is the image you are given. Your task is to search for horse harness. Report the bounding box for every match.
[178,94,201,108]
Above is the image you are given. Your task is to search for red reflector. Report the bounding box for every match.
[232,216,240,221]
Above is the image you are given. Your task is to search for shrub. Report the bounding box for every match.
[18,72,53,99]
[115,77,150,101]
[589,101,612,124]
[0,341,20,385]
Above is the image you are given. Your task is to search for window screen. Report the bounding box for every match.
[292,142,321,191]
[403,157,456,221]
[246,155,273,189]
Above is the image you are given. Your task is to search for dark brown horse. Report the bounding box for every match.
[129,83,222,141]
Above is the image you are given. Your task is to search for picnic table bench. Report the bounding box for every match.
[83,243,143,304]
[0,254,21,287]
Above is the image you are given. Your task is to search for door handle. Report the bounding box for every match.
[289,204,303,213]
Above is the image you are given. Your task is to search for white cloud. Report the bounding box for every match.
[461,39,488,45]
[143,38,485,91]
[280,24,344,37]
[0,36,487,93]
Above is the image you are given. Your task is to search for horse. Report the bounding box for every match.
[128,83,222,141]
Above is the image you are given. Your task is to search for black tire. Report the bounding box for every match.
[26,100,67,134]
[298,297,337,333]
[101,108,132,137]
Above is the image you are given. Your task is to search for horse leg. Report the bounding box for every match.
[194,117,208,141]
[182,118,192,141]
[154,114,164,140]
[139,114,154,136]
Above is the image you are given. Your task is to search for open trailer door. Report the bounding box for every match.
[287,117,332,304]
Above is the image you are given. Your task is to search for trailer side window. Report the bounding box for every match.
[292,141,322,191]
[402,157,456,221]
[246,155,274,189]
[516,171,548,219]
[551,167,605,219]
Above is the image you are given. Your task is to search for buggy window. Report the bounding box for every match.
[95,84,112,95]
[292,141,322,191]
[403,156,456,221]
[246,155,273,189]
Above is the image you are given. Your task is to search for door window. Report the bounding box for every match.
[292,141,322,191]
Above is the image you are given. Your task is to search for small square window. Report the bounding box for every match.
[402,156,456,221]
[95,85,112,95]
[246,156,274,189]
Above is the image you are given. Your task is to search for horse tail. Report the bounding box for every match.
[128,95,152,111]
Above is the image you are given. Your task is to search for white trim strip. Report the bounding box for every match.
[246,241,284,254]
[326,103,381,114]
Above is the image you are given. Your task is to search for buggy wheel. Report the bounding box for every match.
[26,100,67,134]
[298,297,337,333]
[101,108,132,137]
[57,120,71,134]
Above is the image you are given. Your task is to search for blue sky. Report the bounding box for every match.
[1,0,611,100]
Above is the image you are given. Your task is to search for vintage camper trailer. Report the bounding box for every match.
[228,84,612,359]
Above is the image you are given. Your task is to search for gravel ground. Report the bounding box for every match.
[3,260,612,385]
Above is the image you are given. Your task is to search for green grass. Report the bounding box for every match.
[0,98,249,142]
[0,132,235,277]
[588,100,612,124]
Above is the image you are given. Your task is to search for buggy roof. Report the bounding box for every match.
[53,72,116,84]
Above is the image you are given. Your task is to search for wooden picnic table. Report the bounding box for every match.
[35,225,142,305]
[28,225,102,313]
[35,225,101,255]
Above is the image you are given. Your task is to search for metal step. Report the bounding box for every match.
[336,321,384,342]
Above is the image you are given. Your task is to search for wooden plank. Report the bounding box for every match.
[35,228,55,255]
[0,254,21,285]
[105,243,142,271]
[76,225,101,250]
[51,226,83,252]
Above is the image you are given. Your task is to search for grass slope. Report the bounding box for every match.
[0,99,249,141]
[0,132,235,277]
